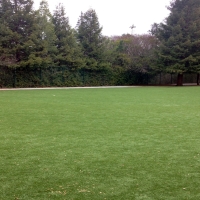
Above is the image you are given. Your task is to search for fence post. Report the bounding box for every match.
[159,72,162,85]
[171,73,173,84]
[82,69,85,86]
[13,68,16,88]
[197,73,199,85]
[40,67,42,82]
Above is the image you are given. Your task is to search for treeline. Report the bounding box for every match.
[0,0,200,87]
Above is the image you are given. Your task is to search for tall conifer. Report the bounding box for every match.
[0,0,36,68]
[155,0,200,85]
[32,0,57,68]
[76,9,107,70]
[53,3,83,69]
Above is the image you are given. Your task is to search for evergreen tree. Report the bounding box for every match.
[76,9,108,70]
[33,0,57,67]
[52,3,83,69]
[110,37,131,69]
[155,0,200,85]
[0,0,13,66]
[0,0,37,68]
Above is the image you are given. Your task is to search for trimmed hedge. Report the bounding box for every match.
[0,66,197,88]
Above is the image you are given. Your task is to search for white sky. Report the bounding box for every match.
[33,0,171,36]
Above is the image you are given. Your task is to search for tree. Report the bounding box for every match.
[0,0,13,66]
[52,3,83,70]
[32,0,57,68]
[154,0,200,85]
[112,34,158,74]
[76,9,108,70]
[0,0,37,68]
[110,36,131,68]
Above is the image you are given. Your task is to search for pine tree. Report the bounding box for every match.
[52,3,83,70]
[76,9,107,70]
[0,0,37,68]
[32,0,57,68]
[0,0,13,66]
[155,0,200,85]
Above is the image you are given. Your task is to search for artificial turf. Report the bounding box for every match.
[0,86,200,200]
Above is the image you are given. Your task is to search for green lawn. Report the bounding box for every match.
[0,87,200,200]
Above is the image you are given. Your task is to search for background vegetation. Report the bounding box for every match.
[0,0,200,87]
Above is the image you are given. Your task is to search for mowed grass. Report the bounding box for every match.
[0,87,200,200]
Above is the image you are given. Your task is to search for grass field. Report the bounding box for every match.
[0,86,200,200]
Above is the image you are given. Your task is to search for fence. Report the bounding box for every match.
[0,66,198,88]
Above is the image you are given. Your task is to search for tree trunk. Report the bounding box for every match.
[197,73,199,85]
[177,73,183,86]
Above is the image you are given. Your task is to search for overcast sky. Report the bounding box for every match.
[33,0,171,36]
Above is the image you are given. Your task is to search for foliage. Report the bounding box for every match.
[76,9,110,70]
[52,3,84,70]
[0,0,37,68]
[112,34,158,75]
[1,1,200,87]
[33,0,58,67]
[152,0,200,85]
